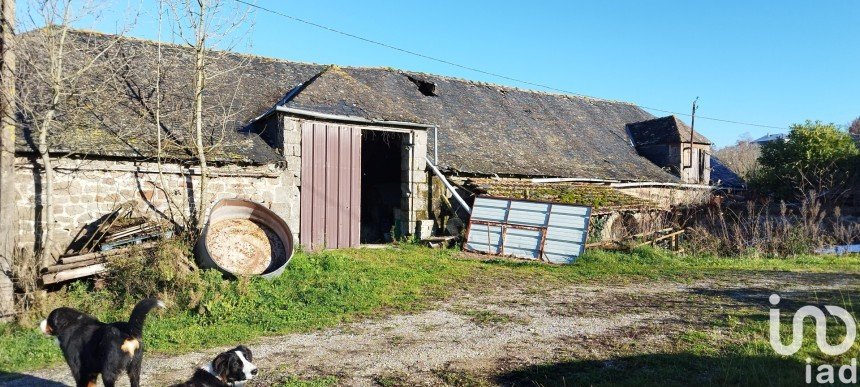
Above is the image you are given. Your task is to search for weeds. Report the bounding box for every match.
[684,193,860,257]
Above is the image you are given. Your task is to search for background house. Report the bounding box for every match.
[625,116,711,185]
[12,30,726,258]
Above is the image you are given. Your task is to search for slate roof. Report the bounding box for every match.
[709,156,745,189]
[461,178,659,211]
[16,30,678,181]
[753,133,786,144]
[280,66,678,182]
[625,116,711,147]
[14,29,324,164]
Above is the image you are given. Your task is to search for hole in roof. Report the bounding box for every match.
[406,75,437,97]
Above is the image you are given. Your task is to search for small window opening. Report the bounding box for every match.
[407,75,437,97]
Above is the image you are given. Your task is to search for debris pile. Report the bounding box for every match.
[41,204,172,285]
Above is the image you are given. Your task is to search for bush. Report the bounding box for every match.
[105,239,203,307]
[751,121,859,202]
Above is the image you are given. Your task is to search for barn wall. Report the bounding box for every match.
[635,143,711,185]
[13,157,300,261]
[679,144,711,184]
[614,185,711,208]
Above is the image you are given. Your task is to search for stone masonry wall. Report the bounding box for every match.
[13,157,300,262]
[401,129,429,236]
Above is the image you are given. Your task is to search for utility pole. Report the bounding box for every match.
[0,0,16,320]
[688,97,698,171]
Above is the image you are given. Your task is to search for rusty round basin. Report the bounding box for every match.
[196,198,293,279]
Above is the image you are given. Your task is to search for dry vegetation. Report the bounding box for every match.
[714,139,761,180]
[684,194,860,256]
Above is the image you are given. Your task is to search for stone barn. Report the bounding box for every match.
[10,30,725,261]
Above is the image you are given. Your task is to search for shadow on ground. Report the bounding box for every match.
[691,280,860,312]
[0,372,66,386]
[494,353,805,387]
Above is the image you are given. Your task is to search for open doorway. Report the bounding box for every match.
[361,130,405,243]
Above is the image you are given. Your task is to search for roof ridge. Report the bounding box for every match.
[389,69,640,107]
[60,28,643,109]
[57,28,329,67]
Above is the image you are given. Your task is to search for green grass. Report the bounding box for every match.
[275,376,339,387]
[2,245,860,375]
[470,246,860,285]
[0,245,469,372]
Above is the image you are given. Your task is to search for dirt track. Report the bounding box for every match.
[4,271,857,386]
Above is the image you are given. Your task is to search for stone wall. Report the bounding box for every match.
[400,129,430,236]
[13,157,300,262]
[13,115,430,259]
[614,185,712,208]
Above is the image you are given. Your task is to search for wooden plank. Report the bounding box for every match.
[104,224,159,242]
[59,242,157,264]
[311,123,327,250]
[325,124,340,249]
[75,207,125,255]
[43,258,105,274]
[60,250,116,264]
[500,200,512,256]
[349,127,361,247]
[634,229,686,248]
[300,122,313,248]
[337,125,351,249]
[41,264,108,285]
[538,204,552,261]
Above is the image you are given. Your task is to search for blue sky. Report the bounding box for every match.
[24,0,860,147]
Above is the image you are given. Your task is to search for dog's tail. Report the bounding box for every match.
[127,298,165,337]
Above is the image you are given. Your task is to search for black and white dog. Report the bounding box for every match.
[171,345,258,387]
[40,298,164,387]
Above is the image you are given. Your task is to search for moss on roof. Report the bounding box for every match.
[465,178,658,211]
[15,29,684,180]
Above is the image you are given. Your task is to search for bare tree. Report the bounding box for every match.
[850,116,860,136]
[166,0,251,234]
[11,0,134,263]
[0,0,16,320]
[714,136,761,181]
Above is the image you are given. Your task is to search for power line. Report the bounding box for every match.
[235,0,791,131]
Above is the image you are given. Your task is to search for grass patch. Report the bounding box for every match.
[453,308,521,326]
[435,369,491,387]
[2,244,860,374]
[471,247,860,284]
[373,372,411,387]
[275,375,339,387]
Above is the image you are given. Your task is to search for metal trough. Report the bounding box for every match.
[196,199,294,279]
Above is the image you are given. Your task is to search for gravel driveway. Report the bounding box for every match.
[4,270,857,386]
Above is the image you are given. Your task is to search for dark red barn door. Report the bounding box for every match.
[300,123,361,250]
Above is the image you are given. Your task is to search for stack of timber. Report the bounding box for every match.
[63,205,131,256]
[41,242,156,285]
[42,210,172,285]
[100,222,172,251]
